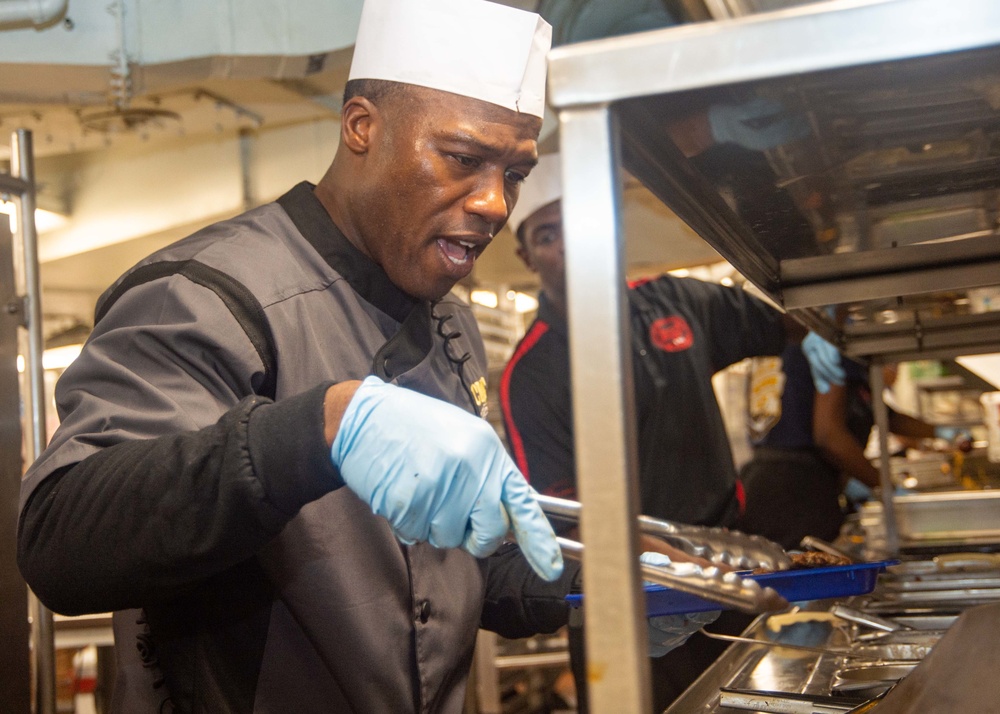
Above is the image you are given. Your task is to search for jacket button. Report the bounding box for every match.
[382,357,392,378]
[416,600,430,624]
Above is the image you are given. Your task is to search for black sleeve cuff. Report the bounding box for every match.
[247,382,346,516]
[481,543,582,638]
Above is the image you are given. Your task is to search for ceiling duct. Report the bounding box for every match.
[0,0,68,28]
[0,0,363,155]
[0,0,364,99]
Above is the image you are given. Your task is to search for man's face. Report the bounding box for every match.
[516,199,565,299]
[352,87,541,301]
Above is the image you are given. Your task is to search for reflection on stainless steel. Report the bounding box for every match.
[873,587,1000,604]
[850,553,1000,616]
[862,498,1000,559]
[830,605,910,632]
[551,0,1000,361]
[663,555,971,713]
[932,552,1000,570]
[537,493,791,571]
[884,614,958,631]
[719,687,870,713]
[555,537,788,613]
[892,491,1000,542]
[880,575,1000,591]
[851,643,934,661]
[855,630,945,647]
[831,663,918,696]
[697,629,885,661]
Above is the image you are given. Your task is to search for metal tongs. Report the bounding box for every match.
[537,494,791,613]
[537,494,791,571]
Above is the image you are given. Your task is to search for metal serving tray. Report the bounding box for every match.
[893,491,1000,542]
[570,561,896,617]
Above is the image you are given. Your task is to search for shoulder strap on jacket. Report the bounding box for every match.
[94,260,278,400]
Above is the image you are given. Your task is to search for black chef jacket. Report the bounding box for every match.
[501,274,785,527]
[18,182,578,713]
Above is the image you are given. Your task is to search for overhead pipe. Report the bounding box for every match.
[0,0,67,27]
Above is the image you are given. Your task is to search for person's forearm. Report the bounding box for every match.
[814,385,880,489]
[18,386,340,615]
[816,430,880,488]
[889,411,936,441]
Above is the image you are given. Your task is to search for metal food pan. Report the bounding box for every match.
[893,491,1000,542]
[874,587,1000,604]
[832,663,917,697]
[851,643,934,661]
[879,575,1000,591]
[885,614,957,630]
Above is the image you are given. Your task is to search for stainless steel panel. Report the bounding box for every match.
[880,575,1000,592]
[549,0,1000,108]
[880,615,957,631]
[0,189,30,714]
[9,129,55,714]
[548,0,1000,359]
[893,491,1000,541]
[560,107,652,713]
[831,662,917,696]
[851,643,934,661]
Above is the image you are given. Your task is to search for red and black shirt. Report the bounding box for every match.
[501,274,785,529]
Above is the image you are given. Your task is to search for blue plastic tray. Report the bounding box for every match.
[567,560,898,617]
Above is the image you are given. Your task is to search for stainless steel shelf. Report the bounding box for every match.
[549,1,1000,708]
[551,0,1000,360]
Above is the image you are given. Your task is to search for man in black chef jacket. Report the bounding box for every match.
[501,153,845,711]
[16,1,718,710]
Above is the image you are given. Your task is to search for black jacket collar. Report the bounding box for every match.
[276,181,418,324]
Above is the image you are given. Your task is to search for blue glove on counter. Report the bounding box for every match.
[640,552,721,657]
[801,331,845,395]
[331,376,564,581]
[707,97,810,151]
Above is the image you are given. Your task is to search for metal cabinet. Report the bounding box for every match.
[546,1,1000,709]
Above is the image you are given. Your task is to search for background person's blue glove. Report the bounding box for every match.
[801,331,845,395]
[640,552,721,657]
[707,97,810,151]
[331,376,564,581]
[843,477,874,505]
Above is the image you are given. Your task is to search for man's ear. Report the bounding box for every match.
[340,97,377,155]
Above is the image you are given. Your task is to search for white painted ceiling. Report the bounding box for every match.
[0,0,734,339]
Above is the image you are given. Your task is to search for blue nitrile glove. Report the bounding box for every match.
[843,477,874,505]
[640,552,721,657]
[707,97,810,151]
[801,331,845,395]
[935,427,973,451]
[331,376,564,581]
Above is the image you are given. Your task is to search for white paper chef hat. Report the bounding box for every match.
[507,152,562,237]
[348,0,552,119]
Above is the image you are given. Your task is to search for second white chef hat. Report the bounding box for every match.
[507,152,562,237]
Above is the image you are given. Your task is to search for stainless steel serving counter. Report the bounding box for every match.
[665,608,853,713]
[664,554,1000,713]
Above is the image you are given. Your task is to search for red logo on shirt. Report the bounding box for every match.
[650,316,693,352]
